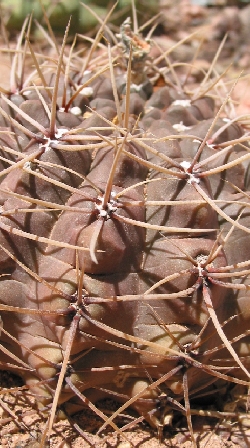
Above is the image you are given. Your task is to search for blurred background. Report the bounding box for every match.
[0,0,250,36]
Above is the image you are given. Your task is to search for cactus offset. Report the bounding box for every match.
[0,4,250,447]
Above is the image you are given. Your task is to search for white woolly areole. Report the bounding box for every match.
[23,161,33,170]
[38,129,68,152]
[95,192,118,219]
[131,83,143,92]
[70,106,82,116]
[55,128,68,139]
[172,121,191,132]
[180,160,192,170]
[80,87,93,97]
[180,161,200,185]
[172,99,191,107]
[206,142,215,149]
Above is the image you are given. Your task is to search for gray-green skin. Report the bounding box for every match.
[3,0,159,35]
[0,28,249,434]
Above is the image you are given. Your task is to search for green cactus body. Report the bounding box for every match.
[2,0,159,34]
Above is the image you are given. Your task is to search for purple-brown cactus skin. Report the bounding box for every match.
[0,7,250,448]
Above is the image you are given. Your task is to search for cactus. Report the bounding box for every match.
[1,0,159,35]
[0,4,250,447]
